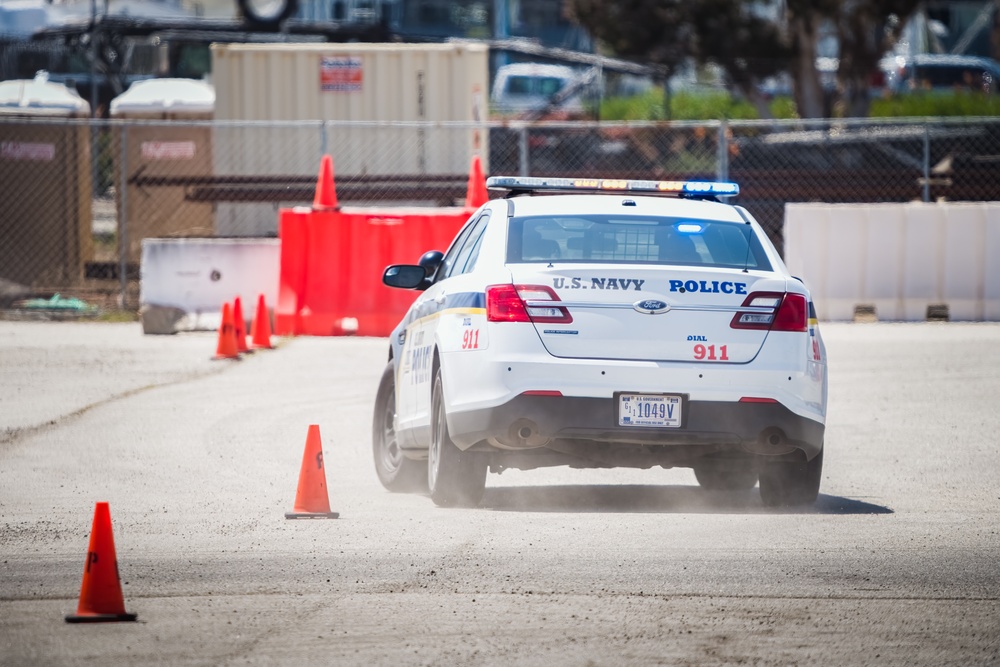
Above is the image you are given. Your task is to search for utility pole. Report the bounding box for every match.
[493,0,509,72]
[89,0,99,199]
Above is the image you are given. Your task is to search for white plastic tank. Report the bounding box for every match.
[0,73,93,288]
[110,78,216,262]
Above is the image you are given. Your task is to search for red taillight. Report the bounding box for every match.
[521,390,563,397]
[486,284,530,322]
[739,397,778,403]
[486,284,572,324]
[731,292,807,332]
[771,293,807,332]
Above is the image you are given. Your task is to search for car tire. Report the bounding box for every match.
[428,368,487,508]
[237,0,298,28]
[758,450,823,508]
[693,459,758,492]
[372,361,427,493]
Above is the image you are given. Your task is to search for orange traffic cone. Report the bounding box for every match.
[464,154,488,210]
[250,293,273,350]
[232,296,250,354]
[214,302,240,360]
[312,154,340,212]
[65,502,137,623]
[285,424,339,519]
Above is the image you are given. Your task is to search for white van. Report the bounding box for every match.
[490,63,587,116]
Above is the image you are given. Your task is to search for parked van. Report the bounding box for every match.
[490,63,588,116]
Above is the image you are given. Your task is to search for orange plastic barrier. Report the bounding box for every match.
[275,155,485,337]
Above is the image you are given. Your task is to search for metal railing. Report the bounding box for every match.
[1,116,998,309]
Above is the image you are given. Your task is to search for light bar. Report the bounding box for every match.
[486,176,739,197]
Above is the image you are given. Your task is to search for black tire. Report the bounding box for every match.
[237,0,298,28]
[758,450,823,508]
[693,458,758,492]
[372,361,426,493]
[428,369,486,508]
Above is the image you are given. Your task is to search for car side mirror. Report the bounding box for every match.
[418,250,444,277]
[383,264,429,290]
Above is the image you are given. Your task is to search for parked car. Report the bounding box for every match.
[882,54,1000,94]
[373,176,828,508]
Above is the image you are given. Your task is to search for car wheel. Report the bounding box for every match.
[693,459,758,491]
[372,361,426,493]
[758,450,823,508]
[237,0,298,27]
[428,368,486,508]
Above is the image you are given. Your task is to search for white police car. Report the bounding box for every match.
[373,177,827,508]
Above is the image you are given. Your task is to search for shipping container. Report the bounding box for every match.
[210,42,489,235]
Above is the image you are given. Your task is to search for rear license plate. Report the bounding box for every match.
[618,393,682,428]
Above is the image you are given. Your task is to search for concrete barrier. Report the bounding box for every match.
[140,238,280,334]
[784,202,1000,321]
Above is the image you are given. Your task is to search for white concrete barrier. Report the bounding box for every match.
[784,202,1000,321]
[986,206,1000,320]
[140,238,280,333]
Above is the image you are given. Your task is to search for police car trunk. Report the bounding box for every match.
[494,189,794,365]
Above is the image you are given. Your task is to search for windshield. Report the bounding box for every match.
[506,75,567,97]
[507,215,771,270]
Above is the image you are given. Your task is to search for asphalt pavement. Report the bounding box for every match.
[1,320,998,666]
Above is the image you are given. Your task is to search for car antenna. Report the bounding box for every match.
[741,221,753,274]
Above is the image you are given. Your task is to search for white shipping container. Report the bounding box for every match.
[210,42,489,235]
[212,42,488,124]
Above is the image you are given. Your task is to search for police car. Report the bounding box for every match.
[373,177,827,508]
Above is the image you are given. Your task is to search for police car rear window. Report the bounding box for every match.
[507,215,772,270]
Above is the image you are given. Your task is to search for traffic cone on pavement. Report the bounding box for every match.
[250,293,273,350]
[312,154,340,212]
[232,296,250,354]
[214,302,240,360]
[65,502,137,623]
[285,424,339,519]
[464,154,488,210]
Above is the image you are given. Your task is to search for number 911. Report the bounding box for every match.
[694,344,728,361]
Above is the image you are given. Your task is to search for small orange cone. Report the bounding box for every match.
[285,424,339,519]
[250,293,273,350]
[232,296,250,354]
[214,302,240,360]
[464,154,488,210]
[65,502,137,623]
[312,154,340,211]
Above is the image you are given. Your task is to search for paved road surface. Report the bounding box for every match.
[1,321,998,666]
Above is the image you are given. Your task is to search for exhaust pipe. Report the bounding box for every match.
[750,427,795,455]
[489,419,550,449]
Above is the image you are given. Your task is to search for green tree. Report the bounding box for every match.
[687,0,791,117]
[566,0,919,118]
[562,0,696,81]
[833,0,918,117]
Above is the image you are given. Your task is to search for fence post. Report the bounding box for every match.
[118,122,128,309]
[90,118,100,199]
[320,120,328,160]
[716,120,729,183]
[922,124,931,203]
[518,124,529,176]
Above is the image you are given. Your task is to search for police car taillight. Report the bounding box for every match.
[731,292,807,332]
[486,284,572,324]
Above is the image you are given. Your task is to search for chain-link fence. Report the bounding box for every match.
[1,116,998,309]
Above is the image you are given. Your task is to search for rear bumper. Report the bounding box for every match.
[448,394,824,460]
